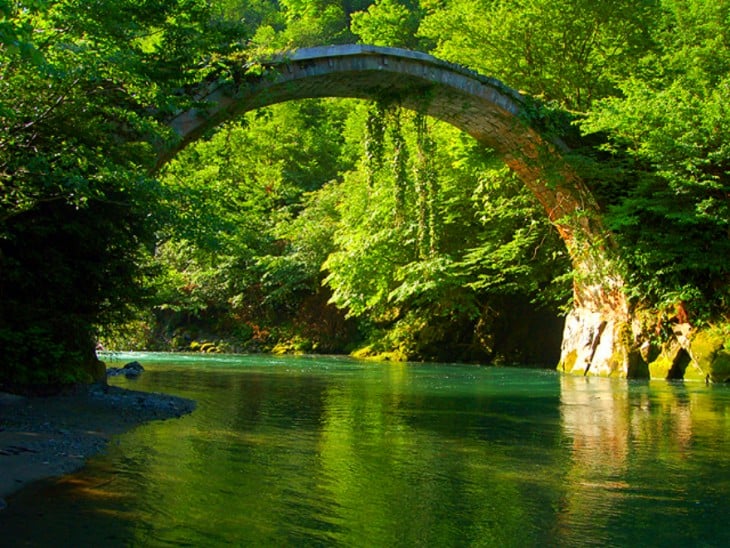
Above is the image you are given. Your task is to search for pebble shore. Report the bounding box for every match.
[0,384,195,507]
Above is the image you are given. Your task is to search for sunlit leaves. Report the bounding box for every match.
[581,0,730,316]
[419,0,658,110]
[320,103,568,356]
[350,0,423,48]
[278,0,351,46]
[157,100,351,321]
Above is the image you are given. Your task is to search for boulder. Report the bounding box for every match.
[710,350,730,383]
[689,330,726,382]
[106,361,145,379]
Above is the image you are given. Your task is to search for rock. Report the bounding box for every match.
[559,309,633,377]
[689,330,726,382]
[672,322,693,344]
[122,361,144,373]
[644,327,730,382]
[108,361,144,378]
[626,347,649,378]
[710,350,730,383]
[122,362,144,379]
[649,341,683,379]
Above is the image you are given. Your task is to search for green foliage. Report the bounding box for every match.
[0,0,579,370]
[365,101,387,185]
[350,0,424,48]
[322,104,567,358]
[0,0,249,386]
[323,167,409,319]
[419,0,658,110]
[4,0,730,382]
[0,326,86,386]
[414,112,438,258]
[581,0,730,319]
[253,0,360,48]
[0,0,47,65]
[259,181,342,305]
[150,100,353,346]
[459,165,572,308]
[417,0,730,322]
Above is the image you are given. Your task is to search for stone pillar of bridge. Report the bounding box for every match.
[501,145,640,378]
[558,246,638,378]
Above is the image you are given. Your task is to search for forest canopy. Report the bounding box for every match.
[1,0,728,386]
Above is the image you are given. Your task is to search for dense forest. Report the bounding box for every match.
[1,0,729,386]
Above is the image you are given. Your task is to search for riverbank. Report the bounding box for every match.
[0,385,195,507]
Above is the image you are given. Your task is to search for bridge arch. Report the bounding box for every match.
[162,46,588,245]
[158,44,632,377]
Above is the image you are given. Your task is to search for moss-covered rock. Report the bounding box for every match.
[199,342,218,353]
[689,330,725,380]
[351,345,408,362]
[351,345,375,360]
[651,343,697,380]
[710,350,730,382]
[639,340,661,364]
[274,336,313,355]
[648,342,679,380]
[648,356,672,379]
[646,327,730,381]
[682,361,707,382]
[626,348,649,378]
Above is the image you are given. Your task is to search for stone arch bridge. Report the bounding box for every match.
[158,44,634,378]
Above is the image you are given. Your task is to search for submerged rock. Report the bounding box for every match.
[122,361,144,378]
[107,361,145,379]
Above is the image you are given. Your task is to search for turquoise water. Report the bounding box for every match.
[3,353,730,546]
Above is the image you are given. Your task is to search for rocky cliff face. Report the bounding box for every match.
[559,303,730,382]
[648,326,730,382]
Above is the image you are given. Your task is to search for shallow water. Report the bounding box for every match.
[2,353,730,546]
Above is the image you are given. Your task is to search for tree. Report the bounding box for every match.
[0,0,247,387]
[320,102,568,361]
[143,100,354,351]
[350,0,425,49]
[581,0,730,319]
[419,0,658,111]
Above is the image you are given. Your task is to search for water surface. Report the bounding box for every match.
[2,353,730,546]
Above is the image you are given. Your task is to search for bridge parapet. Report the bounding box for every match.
[283,45,524,103]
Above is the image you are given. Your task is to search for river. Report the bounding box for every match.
[2,353,730,546]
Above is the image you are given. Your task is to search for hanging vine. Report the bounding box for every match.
[364,101,387,187]
[414,112,438,258]
[389,106,409,225]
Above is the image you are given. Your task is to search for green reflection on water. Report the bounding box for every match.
[3,354,730,547]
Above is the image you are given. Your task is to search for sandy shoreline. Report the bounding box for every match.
[0,385,195,507]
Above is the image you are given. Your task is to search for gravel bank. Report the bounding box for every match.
[0,385,195,507]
